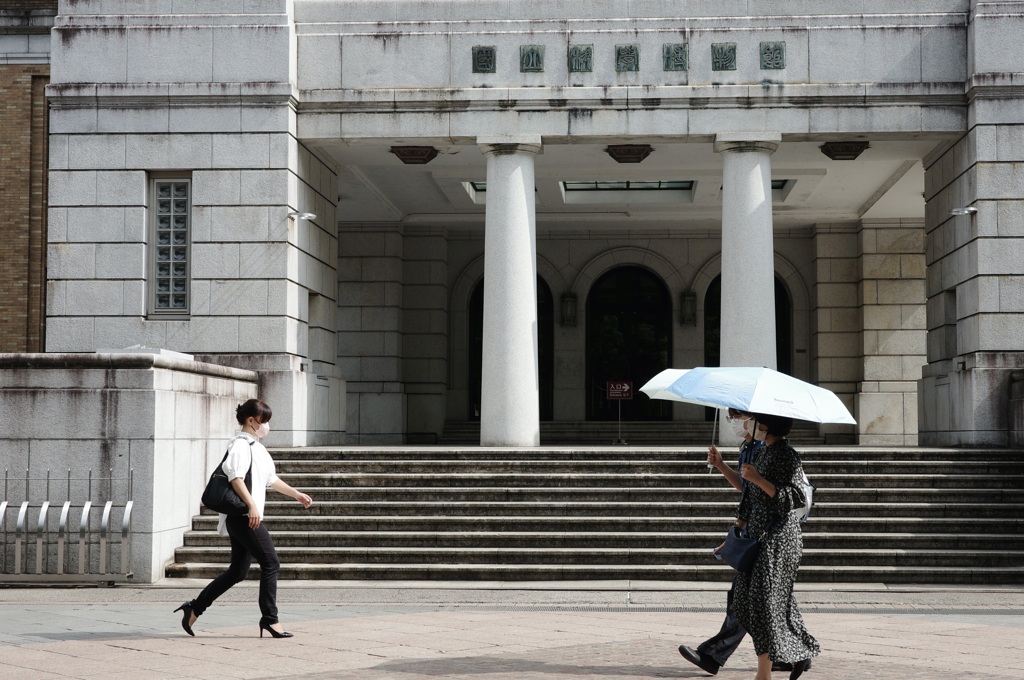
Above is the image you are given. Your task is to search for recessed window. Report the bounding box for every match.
[560,179,695,205]
[563,180,694,191]
[149,177,191,316]
[470,181,487,192]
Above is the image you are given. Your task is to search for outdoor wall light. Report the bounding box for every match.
[949,207,978,216]
[560,293,578,327]
[680,291,697,327]
[288,211,317,220]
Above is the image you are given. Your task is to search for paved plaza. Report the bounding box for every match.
[1,581,1022,679]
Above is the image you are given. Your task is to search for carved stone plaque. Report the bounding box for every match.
[615,44,640,72]
[760,41,786,69]
[568,44,593,73]
[520,44,544,72]
[663,43,688,71]
[711,43,737,71]
[472,46,496,73]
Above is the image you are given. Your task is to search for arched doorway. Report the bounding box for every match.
[703,274,793,373]
[586,266,672,421]
[468,277,554,420]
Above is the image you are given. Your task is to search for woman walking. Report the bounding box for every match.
[732,413,818,680]
[175,398,313,638]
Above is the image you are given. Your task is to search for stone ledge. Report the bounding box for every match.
[0,352,258,382]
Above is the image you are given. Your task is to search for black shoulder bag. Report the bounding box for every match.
[201,440,253,515]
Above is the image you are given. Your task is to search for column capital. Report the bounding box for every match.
[478,135,543,156]
[713,131,781,155]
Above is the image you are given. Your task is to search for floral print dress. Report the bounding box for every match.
[733,439,820,664]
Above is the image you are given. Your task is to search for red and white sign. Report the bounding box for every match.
[607,381,633,399]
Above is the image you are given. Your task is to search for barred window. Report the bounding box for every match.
[149,178,191,315]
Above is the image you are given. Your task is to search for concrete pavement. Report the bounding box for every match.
[1,580,1022,679]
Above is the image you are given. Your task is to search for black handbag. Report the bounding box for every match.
[201,442,253,515]
[719,526,763,573]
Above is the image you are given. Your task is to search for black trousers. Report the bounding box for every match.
[191,515,281,624]
[698,579,746,667]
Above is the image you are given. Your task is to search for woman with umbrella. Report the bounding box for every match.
[733,412,818,680]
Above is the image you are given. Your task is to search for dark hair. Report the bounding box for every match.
[236,399,272,425]
[727,408,753,419]
[753,413,793,437]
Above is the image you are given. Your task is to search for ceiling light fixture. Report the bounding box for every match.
[605,144,653,163]
[390,146,439,164]
[819,141,870,160]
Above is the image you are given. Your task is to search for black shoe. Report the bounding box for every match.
[173,601,195,637]
[790,658,812,680]
[677,645,720,675]
[259,619,294,639]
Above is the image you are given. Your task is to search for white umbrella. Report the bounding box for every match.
[659,366,856,425]
[638,368,691,402]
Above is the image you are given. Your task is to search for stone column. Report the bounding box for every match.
[478,136,542,446]
[714,133,781,369]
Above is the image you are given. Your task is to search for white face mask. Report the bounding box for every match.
[730,418,750,439]
[251,420,270,439]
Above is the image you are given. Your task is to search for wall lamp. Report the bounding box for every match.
[680,290,697,327]
[949,207,977,216]
[560,293,578,327]
[288,211,317,221]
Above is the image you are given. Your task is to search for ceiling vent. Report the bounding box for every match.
[390,146,439,164]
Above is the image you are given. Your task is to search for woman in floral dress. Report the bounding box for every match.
[733,413,819,680]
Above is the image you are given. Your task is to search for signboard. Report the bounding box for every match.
[607,381,633,400]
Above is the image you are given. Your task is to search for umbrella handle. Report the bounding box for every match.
[708,409,719,472]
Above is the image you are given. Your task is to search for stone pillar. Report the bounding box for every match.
[478,136,542,446]
[337,223,405,445]
[402,229,448,443]
[857,220,926,445]
[714,132,781,369]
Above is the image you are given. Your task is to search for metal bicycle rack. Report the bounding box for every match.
[1,469,134,584]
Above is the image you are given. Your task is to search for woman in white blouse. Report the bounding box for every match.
[175,399,313,638]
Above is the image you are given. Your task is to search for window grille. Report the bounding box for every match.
[149,178,191,315]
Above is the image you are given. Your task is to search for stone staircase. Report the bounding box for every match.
[438,421,828,445]
[166,447,1024,583]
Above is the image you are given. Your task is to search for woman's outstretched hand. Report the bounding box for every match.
[295,492,313,509]
[707,445,723,469]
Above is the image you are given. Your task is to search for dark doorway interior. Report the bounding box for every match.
[703,274,794,418]
[469,278,554,420]
[585,266,672,421]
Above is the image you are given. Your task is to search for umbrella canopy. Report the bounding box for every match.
[645,366,856,425]
[638,368,691,402]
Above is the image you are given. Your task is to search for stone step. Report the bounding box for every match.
[186,515,1024,533]
[276,472,1024,489]
[169,545,1024,567]
[181,530,1024,551]
[270,447,1024,462]
[163,562,1024,584]
[248,486,1020,504]
[271,459,1024,475]
[250,500,1024,519]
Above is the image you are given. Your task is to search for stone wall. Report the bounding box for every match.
[0,352,257,583]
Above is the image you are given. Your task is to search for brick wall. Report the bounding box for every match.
[0,64,48,352]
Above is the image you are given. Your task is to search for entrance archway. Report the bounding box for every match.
[585,266,672,421]
[703,274,793,373]
[469,277,554,421]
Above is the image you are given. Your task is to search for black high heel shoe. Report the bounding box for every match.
[173,601,195,637]
[259,619,294,638]
[789,658,812,680]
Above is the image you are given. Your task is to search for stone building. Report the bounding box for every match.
[2,0,1024,581]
